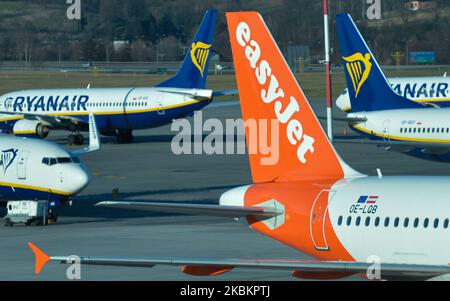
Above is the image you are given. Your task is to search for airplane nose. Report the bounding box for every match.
[72,167,90,194]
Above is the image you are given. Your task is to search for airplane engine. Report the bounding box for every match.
[13,119,49,139]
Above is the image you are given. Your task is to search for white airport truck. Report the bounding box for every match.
[4,201,57,226]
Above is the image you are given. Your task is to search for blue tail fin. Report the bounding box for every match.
[336,14,422,112]
[157,10,218,89]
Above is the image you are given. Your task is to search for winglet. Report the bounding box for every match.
[28,242,51,275]
[87,112,100,152]
[71,112,100,156]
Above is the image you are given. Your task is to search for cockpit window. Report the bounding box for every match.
[42,158,57,166]
[57,157,72,164]
[42,157,80,165]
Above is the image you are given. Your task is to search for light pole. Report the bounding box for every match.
[323,0,333,141]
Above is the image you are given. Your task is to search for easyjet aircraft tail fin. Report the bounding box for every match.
[226,12,363,183]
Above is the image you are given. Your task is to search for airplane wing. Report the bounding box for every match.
[334,138,450,154]
[70,112,100,156]
[28,242,450,280]
[0,110,86,130]
[95,201,283,218]
[28,201,449,280]
[212,89,238,97]
[317,116,367,124]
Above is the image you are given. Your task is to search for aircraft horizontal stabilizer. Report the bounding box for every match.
[96,201,283,218]
[318,116,367,124]
[156,88,213,101]
[212,89,238,97]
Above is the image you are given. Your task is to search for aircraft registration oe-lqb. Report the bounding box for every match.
[0,10,227,145]
[335,14,450,162]
[30,12,450,281]
[1,112,99,224]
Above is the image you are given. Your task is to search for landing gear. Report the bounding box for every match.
[4,218,13,227]
[68,133,84,145]
[117,130,134,144]
[48,209,58,224]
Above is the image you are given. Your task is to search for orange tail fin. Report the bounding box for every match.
[28,242,51,275]
[226,12,360,183]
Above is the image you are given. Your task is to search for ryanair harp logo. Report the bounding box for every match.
[0,148,18,174]
[343,53,372,97]
[190,41,211,77]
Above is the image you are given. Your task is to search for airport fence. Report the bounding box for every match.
[0,60,448,75]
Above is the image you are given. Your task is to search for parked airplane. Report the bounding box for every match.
[0,112,99,222]
[337,75,450,112]
[30,12,450,281]
[334,13,450,162]
[0,10,222,144]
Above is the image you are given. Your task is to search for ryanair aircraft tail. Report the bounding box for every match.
[157,10,217,89]
[336,14,422,112]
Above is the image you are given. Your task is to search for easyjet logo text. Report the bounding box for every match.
[235,22,315,164]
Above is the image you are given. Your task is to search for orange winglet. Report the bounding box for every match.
[28,242,51,275]
[181,266,233,276]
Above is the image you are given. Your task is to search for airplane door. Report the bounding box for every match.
[17,151,30,180]
[157,94,165,115]
[310,189,336,251]
[382,120,390,142]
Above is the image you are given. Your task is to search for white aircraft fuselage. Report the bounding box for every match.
[0,135,89,204]
[0,87,212,137]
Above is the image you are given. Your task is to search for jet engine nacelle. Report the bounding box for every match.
[13,119,49,139]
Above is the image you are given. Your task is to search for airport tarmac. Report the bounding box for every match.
[1,99,449,281]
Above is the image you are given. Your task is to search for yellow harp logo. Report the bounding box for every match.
[343,52,372,97]
[190,41,211,77]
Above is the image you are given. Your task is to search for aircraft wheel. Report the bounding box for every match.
[4,218,13,227]
[117,130,134,144]
[48,211,58,223]
[68,134,84,146]
[75,134,84,145]
[68,134,76,145]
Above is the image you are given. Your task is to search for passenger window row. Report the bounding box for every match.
[337,215,449,229]
[86,102,148,108]
[400,127,450,134]
[3,101,149,109]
